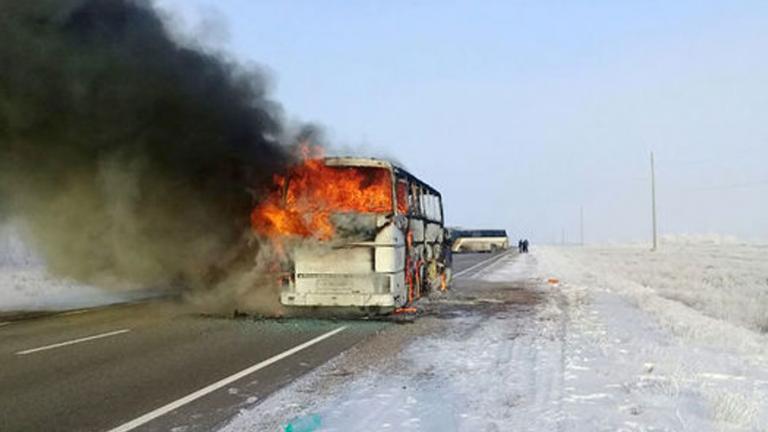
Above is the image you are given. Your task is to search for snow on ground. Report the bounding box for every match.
[535,241,768,430]
[554,236,768,337]
[221,240,768,432]
[0,223,144,312]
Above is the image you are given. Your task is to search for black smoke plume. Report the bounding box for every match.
[0,0,295,300]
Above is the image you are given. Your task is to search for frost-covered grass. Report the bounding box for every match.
[0,268,141,312]
[541,237,768,336]
[537,240,768,429]
[0,223,144,312]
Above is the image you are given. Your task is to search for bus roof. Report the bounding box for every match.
[452,229,508,238]
[324,157,394,170]
[323,157,441,197]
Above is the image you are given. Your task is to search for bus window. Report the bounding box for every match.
[431,195,439,221]
[396,180,409,215]
[409,183,421,216]
[423,193,441,222]
[418,186,426,217]
[422,193,432,219]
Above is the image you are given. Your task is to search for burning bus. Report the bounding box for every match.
[251,154,451,313]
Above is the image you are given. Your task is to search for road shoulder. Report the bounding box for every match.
[220,253,545,431]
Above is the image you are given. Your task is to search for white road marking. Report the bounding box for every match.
[454,251,510,278]
[0,322,10,328]
[15,329,131,355]
[107,325,348,432]
[60,309,90,316]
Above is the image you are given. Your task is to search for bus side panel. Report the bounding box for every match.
[424,222,443,245]
[375,223,408,307]
[410,219,424,243]
[424,221,446,290]
[374,224,405,273]
[409,219,426,262]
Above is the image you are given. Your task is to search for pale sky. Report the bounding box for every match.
[157,0,768,244]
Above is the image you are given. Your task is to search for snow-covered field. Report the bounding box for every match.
[535,241,768,430]
[551,236,768,337]
[221,240,768,431]
[0,223,143,312]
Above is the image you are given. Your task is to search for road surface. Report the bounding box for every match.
[0,252,507,432]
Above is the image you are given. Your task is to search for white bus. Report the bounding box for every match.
[450,229,509,253]
[277,157,450,313]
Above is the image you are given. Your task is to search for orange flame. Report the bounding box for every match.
[251,147,393,241]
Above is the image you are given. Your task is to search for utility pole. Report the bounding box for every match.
[650,152,658,251]
[561,228,565,246]
[580,206,584,246]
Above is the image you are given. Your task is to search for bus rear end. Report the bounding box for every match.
[251,157,408,312]
[285,218,405,309]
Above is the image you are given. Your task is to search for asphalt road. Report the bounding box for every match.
[0,252,506,432]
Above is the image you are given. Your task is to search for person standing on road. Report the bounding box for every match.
[518,239,524,253]
[522,239,529,253]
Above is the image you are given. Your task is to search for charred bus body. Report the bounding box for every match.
[274,157,451,313]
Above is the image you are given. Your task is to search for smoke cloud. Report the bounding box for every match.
[0,0,298,309]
